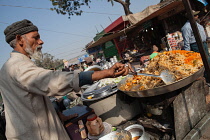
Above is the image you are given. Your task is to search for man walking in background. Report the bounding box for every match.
[181,10,210,83]
[181,10,210,57]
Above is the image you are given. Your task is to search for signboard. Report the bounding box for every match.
[78,54,89,62]
[197,0,208,6]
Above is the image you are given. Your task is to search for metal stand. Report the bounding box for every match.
[173,79,207,140]
[136,78,208,139]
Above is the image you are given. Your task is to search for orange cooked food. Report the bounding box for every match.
[120,50,203,91]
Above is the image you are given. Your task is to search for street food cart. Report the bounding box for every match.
[116,50,209,139]
[117,67,208,139]
[76,1,210,139]
[81,77,142,127]
[80,49,209,140]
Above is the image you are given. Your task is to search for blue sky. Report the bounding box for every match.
[0,0,160,67]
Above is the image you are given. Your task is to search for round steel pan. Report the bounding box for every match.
[81,82,118,102]
[117,67,205,98]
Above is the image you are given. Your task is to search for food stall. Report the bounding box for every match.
[117,50,208,139]
[78,49,209,140]
[60,1,210,139]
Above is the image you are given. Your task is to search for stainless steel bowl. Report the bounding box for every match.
[81,85,118,101]
[99,129,132,140]
[83,85,111,98]
[124,124,149,140]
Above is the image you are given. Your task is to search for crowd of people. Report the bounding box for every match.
[62,56,103,72]
[62,63,79,72]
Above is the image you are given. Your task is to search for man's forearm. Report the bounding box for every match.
[91,69,113,81]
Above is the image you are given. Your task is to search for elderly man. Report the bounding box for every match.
[0,19,131,140]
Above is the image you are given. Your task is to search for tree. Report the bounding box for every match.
[108,0,132,15]
[34,53,64,70]
[50,0,132,18]
[50,0,91,17]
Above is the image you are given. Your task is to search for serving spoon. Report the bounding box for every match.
[132,70,176,85]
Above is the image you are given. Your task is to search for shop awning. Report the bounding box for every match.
[134,1,183,26]
[86,25,137,49]
[86,0,183,49]
[126,4,160,24]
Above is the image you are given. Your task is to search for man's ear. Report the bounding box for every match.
[16,35,24,47]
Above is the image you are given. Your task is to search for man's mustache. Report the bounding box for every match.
[36,45,42,51]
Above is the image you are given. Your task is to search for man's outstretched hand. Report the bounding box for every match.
[91,62,135,81]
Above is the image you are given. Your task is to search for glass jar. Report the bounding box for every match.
[86,114,101,136]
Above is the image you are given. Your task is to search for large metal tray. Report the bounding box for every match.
[117,67,205,98]
[81,82,118,102]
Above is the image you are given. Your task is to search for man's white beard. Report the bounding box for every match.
[25,43,43,61]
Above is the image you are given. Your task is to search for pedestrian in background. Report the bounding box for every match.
[181,10,210,58]
[181,10,210,83]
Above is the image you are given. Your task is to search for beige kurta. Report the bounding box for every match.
[0,52,81,140]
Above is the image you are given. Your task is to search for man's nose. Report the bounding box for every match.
[38,39,44,45]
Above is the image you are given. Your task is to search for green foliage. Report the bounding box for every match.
[34,53,64,70]
[50,0,132,18]
[49,0,91,17]
[49,0,133,17]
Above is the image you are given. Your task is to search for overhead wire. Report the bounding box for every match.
[0,21,92,55]
[44,30,93,54]
[40,29,93,38]
[0,22,91,55]
[0,4,103,54]
[47,45,85,54]
[0,4,121,16]
[0,22,9,24]
[53,47,84,57]
[0,3,121,38]
[0,4,118,61]
[46,40,84,53]
[0,4,122,42]
[0,21,92,56]
[0,22,93,38]
[59,50,85,59]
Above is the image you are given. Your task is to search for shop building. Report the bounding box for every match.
[85,0,210,60]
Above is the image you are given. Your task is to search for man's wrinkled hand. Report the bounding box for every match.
[110,62,134,78]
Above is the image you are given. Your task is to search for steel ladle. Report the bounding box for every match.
[133,70,176,85]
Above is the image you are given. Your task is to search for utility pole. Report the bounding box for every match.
[95,26,99,33]
[100,25,104,30]
[108,17,112,23]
